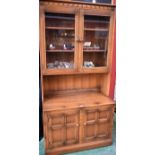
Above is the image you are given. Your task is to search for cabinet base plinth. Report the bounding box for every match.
[46,139,112,155]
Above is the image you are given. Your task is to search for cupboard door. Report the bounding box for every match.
[45,109,80,149]
[40,8,79,74]
[82,106,113,142]
[77,9,115,73]
[83,15,110,68]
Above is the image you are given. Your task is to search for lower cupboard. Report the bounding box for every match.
[43,105,114,155]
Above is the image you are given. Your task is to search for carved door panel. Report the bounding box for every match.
[83,106,113,142]
[45,109,80,149]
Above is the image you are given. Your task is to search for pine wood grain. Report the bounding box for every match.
[43,91,114,111]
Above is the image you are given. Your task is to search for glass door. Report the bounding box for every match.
[45,13,76,70]
[82,14,110,69]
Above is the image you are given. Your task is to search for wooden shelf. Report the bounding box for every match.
[46,15,74,20]
[42,67,108,75]
[57,35,75,38]
[42,68,77,75]
[83,49,106,52]
[47,49,74,52]
[84,28,109,31]
[46,26,74,30]
[43,90,114,111]
[85,20,109,24]
[47,49,106,53]
[80,67,108,73]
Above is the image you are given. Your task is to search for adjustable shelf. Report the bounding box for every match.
[83,49,106,52]
[46,49,74,52]
[46,26,74,30]
[84,28,109,31]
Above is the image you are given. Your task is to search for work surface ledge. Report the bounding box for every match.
[43,91,114,111]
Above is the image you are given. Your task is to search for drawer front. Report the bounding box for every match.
[44,109,80,149]
[82,106,113,142]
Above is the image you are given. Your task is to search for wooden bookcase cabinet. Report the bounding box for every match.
[40,1,115,155]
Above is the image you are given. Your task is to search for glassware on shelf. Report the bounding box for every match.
[57,30,75,38]
[93,44,100,49]
[62,44,74,50]
[84,41,91,50]
[47,61,74,69]
[84,61,95,68]
[66,44,74,50]
[45,13,75,68]
[49,43,55,50]
[47,62,54,68]
[83,42,101,50]
[84,41,91,47]
[63,44,67,50]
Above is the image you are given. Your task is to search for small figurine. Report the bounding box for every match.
[93,44,100,49]
[49,43,55,49]
[66,44,74,50]
[63,44,67,50]
[84,42,91,47]
[84,61,95,68]
[47,63,54,68]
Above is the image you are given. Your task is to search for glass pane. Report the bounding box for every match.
[45,13,75,69]
[72,0,112,4]
[83,15,110,68]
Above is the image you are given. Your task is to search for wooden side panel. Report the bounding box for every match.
[109,6,116,99]
[43,74,104,94]
[101,9,115,96]
[40,6,46,71]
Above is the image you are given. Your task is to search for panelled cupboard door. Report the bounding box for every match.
[44,109,80,149]
[40,6,79,75]
[82,106,113,142]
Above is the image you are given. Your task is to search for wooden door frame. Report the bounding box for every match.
[78,9,114,72]
[39,5,79,74]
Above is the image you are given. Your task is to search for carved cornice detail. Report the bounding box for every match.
[40,1,113,11]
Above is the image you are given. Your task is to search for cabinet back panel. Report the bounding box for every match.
[43,74,104,94]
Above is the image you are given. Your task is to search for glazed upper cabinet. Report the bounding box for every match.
[40,3,115,75]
